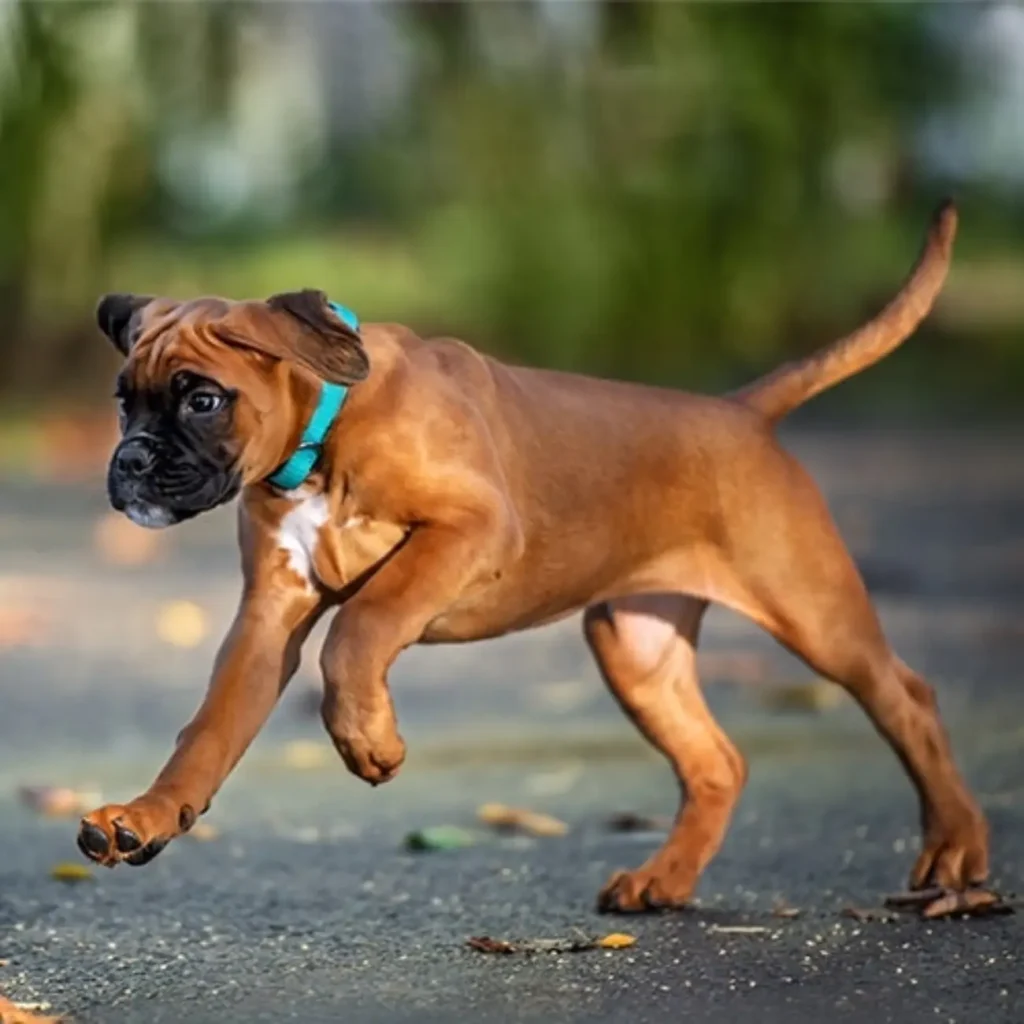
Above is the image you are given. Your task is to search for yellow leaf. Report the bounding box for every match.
[50,863,93,884]
[596,933,637,949]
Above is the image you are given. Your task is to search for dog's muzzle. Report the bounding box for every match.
[107,436,238,529]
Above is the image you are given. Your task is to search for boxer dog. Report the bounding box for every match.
[78,201,989,912]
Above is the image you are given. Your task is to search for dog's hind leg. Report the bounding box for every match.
[727,452,989,893]
[586,593,748,912]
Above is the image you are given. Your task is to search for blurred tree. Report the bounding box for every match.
[401,0,966,392]
[0,0,254,397]
[0,0,1013,419]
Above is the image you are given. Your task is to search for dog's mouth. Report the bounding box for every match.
[108,449,242,528]
[122,501,180,530]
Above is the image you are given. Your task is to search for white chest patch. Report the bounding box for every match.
[277,491,330,584]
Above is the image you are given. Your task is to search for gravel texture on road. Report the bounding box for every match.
[1,430,1022,1024]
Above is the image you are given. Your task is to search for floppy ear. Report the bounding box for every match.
[262,289,370,385]
[96,293,153,356]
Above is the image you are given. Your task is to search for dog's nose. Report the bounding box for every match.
[113,441,154,478]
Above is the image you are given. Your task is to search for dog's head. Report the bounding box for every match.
[96,290,369,528]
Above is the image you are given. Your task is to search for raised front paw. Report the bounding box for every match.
[77,792,199,868]
[330,727,407,786]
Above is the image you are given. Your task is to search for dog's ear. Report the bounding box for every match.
[96,293,152,356]
[262,289,370,385]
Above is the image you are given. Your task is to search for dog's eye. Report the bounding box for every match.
[183,391,224,416]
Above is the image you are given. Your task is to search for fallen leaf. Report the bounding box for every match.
[467,932,636,955]
[477,803,568,837]
[883,887,946,909]
[50,862,93,884]
[405,826,477,852]
[707,925,771,936]
[155,600,207,648]
[279,740,332,770]
[921,889,1013,921]
[759,679,842,714]
[184,822,220,843]
[93,511,165,566]
[19,786,101,819]
[841,906,898,923]
[466,936,516,954]
[604,811,670,833]
[0,995,63,1024]
[772,902,802,919]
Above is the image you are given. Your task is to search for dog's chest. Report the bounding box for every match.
[276,491,404,591]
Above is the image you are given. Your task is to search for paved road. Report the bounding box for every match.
[1,430,1022,1023]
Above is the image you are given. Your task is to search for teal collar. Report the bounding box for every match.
[266,301,359,492]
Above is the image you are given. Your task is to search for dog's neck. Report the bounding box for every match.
[264,299,361,493]
[265,378,349,491]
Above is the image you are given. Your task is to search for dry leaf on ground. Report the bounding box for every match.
[93,512,165,566]
[467,932,636,955]
[920,889,1013,920]
[0,995,63,1023]
[772,902,802,919]
[883,887,946,909]
[477,803,568,837]
[883,887,1014,920]
[49,863,93,884]
[155,601,207,648]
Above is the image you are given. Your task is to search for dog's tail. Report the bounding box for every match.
[731,200,957,423]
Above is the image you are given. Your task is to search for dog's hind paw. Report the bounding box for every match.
[331,732,406,785]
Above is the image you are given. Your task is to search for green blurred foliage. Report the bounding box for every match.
[0,0,1021,420]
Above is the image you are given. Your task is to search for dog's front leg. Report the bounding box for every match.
[320,514,505,785]
[78,581,321,867]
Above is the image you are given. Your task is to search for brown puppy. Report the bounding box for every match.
[79,202,988,911]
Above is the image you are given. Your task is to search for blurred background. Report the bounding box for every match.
[1,0,1023,477]
[1,6,1024,1018]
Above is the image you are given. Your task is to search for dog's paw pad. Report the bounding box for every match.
[125,838,168,867]
[77,821,111,861]
[114,820,143,853]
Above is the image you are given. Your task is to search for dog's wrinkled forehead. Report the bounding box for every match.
[97,290,370,389]
[120,298,242,389]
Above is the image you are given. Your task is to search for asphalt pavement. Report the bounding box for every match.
[1,429,1023,1024]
